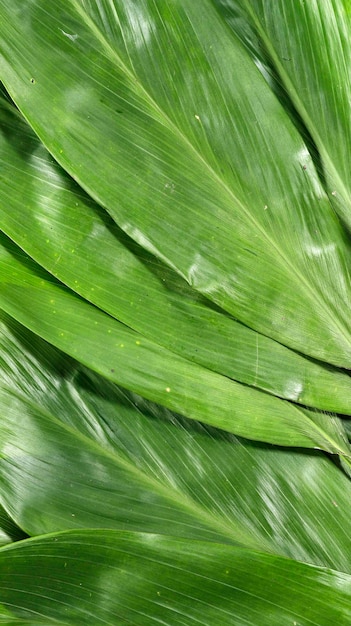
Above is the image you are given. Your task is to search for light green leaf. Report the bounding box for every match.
[1,3,351,623]
[0,235,350,452]
[2,95,351,415]
[213,0,351,230]
[0,530,351,625]
[1,1,351,365]
[2,314,351,573]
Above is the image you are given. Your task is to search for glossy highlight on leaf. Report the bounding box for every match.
[0,236,350,453]
[215,0,351,231]
[1,1,351,365]
[0,530,351,626]
[1,314,351,574]
[1,1,351,623]
[1,94,351,416]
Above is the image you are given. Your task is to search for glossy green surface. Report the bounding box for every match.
[1,314,351,573]
[1,2,351,622]
[0,505,27,547]
[0,237,349,452]
[2,97,351,414]
[215,0,351,231]
[1,530,351,625]
[1,1,351,364]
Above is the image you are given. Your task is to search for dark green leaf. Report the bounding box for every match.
[214,0,351,230]
[0,505,27,546]
[1,314,351,573]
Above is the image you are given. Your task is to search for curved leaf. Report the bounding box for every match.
[0,235,350,452]
[214,0,351,231]
[1,4,351,621]
[1,530,351,625]
[2,314,351,573]
[1,1,351,365]
[2,96,351,415]
[0,505,27,547]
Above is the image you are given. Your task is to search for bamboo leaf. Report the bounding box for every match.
[1,1,351,365]
[1,96,351,415]
[0,236,350,452]
[1,2,351,623]
[213,0,351,231]
[1,530,351,625]
[0,505,27,547]
[2,314,351,573]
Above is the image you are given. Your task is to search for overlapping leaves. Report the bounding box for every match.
[1,0,351,364]
[2,95,351,415]
[1,98,351,452]
[0,314,351,570]
[0,315,351,623]
[214,0,351,229]
[0,0,351,623]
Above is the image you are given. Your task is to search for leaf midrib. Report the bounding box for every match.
[61,0,351,355]
[1,384,276,555]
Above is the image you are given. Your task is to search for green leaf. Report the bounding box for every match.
[1,530,351,625]
[0,235,351,452]
[2,95,351,415]
[2,314,351,573]
[0,505,27,547]
[1,1,351,365]
[213,0,351,230]
[2,4,351,621]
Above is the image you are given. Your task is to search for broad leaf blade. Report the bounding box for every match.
[215,0,351,230]
[2,314,351,573]
[1,95,351,414]
[0,530,351,625]
[0,236,350,452]
[1,2,351,365]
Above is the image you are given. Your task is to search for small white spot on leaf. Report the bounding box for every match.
[60,29,78,42]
